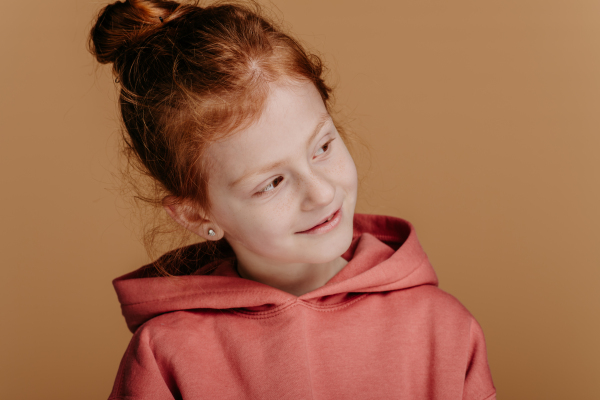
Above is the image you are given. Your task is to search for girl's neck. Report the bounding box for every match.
[235,256,348,297]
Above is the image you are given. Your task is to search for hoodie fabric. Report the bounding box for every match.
[109,214,496,400]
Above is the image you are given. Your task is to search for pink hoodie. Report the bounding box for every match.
[109,214,496,400]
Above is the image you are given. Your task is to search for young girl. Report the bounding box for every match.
[90,1,496,399]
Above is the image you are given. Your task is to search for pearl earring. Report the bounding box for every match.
[208,229,216,237]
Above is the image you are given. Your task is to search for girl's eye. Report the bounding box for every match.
[256,176,283,196]
[253,139,334,197]
[314,139,334,157]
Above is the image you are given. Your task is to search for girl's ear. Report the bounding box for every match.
[162,195,223,241]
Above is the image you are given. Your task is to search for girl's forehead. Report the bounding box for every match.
[207,82,329,182]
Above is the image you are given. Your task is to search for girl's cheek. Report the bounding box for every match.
[334,151,357,186]
[269,183,295,214]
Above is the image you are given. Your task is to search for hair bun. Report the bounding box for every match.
[89,0,181,65]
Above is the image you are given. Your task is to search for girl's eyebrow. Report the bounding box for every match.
[229,113,331,188]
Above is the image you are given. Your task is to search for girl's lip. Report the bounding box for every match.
[296,208,342,234]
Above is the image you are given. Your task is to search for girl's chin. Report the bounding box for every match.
[293,233,353,263]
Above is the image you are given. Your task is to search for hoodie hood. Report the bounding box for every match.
[113,213,438,332]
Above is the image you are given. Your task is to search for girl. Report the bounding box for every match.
[89,1,496,399]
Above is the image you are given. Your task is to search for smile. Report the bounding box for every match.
[296,208,342,235]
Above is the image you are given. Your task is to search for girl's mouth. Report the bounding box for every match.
[296,208,342,235]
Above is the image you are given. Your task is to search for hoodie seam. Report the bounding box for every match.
[120,289,289,307]
[230,294,368,319]
[300,294,368,312]
[230,301,301,319]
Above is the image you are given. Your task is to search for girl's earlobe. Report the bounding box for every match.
[205,227,223,241]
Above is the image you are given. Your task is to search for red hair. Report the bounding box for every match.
[89,0,340,273]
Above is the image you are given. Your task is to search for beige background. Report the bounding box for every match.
[1,0,598,399]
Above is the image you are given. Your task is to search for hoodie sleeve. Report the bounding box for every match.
[108,329,176,400]
[463,318,496,400]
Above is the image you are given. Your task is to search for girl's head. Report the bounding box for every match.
[89,0,357,272]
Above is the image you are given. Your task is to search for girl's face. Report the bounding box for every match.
[206,80,358,266]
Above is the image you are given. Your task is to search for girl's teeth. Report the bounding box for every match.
[327,214,333,222]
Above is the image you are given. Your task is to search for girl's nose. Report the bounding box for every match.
[299,169,336,211]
